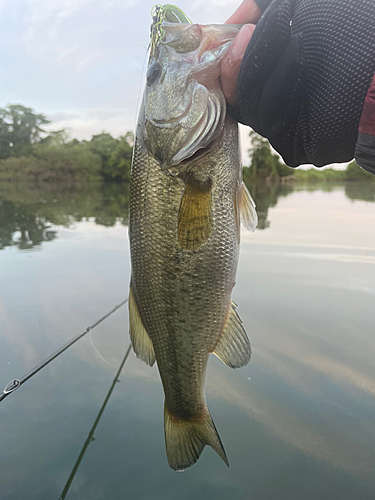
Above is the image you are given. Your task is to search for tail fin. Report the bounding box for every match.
[164,403,229,471]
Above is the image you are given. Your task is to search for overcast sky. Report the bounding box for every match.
[0,0,348,168]
[0,0,243,139]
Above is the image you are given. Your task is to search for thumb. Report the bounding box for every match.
[221,24,256,105]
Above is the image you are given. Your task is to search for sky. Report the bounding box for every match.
[0,1,247,146]
[0,0,348,168]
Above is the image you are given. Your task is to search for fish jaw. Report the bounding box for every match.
[143,22,240,167]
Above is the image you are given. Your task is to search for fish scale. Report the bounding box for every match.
[130,119,239,407]
[129,15,257,471]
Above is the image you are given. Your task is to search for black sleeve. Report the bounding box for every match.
[254,0,272,12]
[355,133,375,175]
[231,0,375,167]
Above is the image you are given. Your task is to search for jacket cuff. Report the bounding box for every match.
[355,132,375,175]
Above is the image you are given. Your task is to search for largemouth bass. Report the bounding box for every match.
[129,5,257,471]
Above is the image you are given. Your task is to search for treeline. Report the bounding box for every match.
[1,104,373,184]
[244,130,375,183]
[0,104,133,183]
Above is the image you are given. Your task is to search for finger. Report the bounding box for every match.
[225,0,262,24]
[221,24,256,105]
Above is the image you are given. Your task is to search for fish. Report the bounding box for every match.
[129,5,257,471]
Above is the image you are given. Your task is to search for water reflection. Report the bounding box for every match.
[59,345,131,500]
[250,181,294,229]
[2,180,374,251]
[0,180,375,498]
[0,200,57,250]
[345,181,375,202]
[0,182,129,250]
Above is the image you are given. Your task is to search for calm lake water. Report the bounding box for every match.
[0,180,374,499]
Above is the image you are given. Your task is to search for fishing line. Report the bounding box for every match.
[58,344,132,500]
[89,331,117,368]
[88,303,129,367]
[134,5,192,132]
[133,49,149,131]
[0,298,129,403]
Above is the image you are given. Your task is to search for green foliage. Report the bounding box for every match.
[88,132,133,181]
[0,141,102,183]
[292,168,346,183]
[0,104,133,183]
[245,131,292,182]
[0,156,42,181]
[87,133,119,168]
[2,103,375,188]
[292,162,375,184]
[345,160,375,182]
[244,131,375,186]
[32,139,102,183]
[0,104,50,159]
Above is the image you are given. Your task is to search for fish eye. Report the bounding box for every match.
[146,62,161,86]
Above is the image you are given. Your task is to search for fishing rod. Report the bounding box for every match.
[59,344,132,500]
[0,298,129,403]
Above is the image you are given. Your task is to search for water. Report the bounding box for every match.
[0,180,374,499]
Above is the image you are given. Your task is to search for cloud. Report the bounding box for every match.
[206,365,372,476]
[45,106,137,139]
[47,112,80,122]
[0,0,250,151]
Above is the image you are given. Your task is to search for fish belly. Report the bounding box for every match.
[129,116,242,469]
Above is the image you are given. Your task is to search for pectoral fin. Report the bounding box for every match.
[213,301,251,368]
[129,283,155,366]
[178,176,212,251]
[240,182,258,232]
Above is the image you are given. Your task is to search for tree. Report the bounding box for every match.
[0,103,135,182]
[0,104,50,159]
[87,132,133,181]
[87,132,119,168]
[105,132,133,181]
[245,130,292,182]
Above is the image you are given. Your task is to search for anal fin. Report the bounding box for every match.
[129,283,155,366]
[240,182,258,232]
[213,301,251,368]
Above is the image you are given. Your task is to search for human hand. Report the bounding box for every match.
[221,0,262,105]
